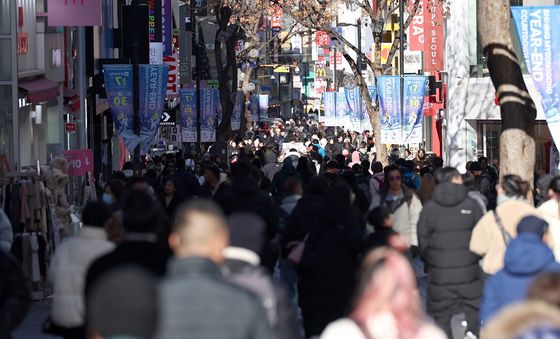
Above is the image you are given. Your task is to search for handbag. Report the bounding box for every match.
[286,234,309,265]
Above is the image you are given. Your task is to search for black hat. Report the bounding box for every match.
[517,216,549,238]
[326,160,339,170]
[227,213,265,255]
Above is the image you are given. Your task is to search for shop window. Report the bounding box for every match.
[0,0,12,35]
[0,39,11,81]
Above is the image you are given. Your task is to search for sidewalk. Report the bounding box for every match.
[13,298,60,339]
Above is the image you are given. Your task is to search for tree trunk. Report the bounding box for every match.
[478,0,536,191]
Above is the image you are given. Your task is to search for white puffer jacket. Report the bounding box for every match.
[49,226,114,327]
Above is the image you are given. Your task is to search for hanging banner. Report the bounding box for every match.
[403,76,428,144]
[259,94,269,120]
[322,91,336,125]
[336,90,348,127]
[179,89,197,143]
[378,76,402,144]
[345,87,361,131]
[200,88,217,142]
[162,0,172,55]
[139,64,169,154]
[424,1,444,73]
[148,0,163,43]
[409,0,424,52]
[512,6,560,159]
[216,90,223,125]
[232,91,244,131]
[103,64,139,152]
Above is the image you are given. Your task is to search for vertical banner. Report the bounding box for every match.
[512,7,560,161]
[322,91,336,125]
[345,87,361,131]
[216,90,223,125]
[162,0,172,55]
[103,65,139,152]
[336,90,348,127]
[408,0,424,52]
[139,64,169,154]
[249,95,259,122]
[148,0,163,64]
[259,94,269,120]
[377,76,402,144]
[403,76,428,144]
[231,91,244,131]
[179,89,197,143]
[200,88,217,142]
[424,1,444,73]
[360,86,377,131]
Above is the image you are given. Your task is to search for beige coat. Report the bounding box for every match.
[470,200,539,275]
[537,199,560,260]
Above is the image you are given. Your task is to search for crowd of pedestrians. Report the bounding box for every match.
[1,118,560,339]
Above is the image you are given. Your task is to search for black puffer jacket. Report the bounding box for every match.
[418,183,484,335]
[0,251,31,339]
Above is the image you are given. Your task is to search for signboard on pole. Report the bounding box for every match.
[200,89,217,142]
[378,76,402,144]
[231,91,244,131]
[103,64,138,152]
[180,89,197,143]
[63,149,94,176]
[512,6,560,165]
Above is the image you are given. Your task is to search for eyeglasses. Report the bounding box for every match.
[388,176,401,182]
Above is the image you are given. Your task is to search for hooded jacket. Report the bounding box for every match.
[272,158,303,197]
[480,233,560,324]
[418,183,484,335]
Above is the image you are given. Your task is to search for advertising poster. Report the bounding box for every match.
[179,89,197,143]
[162,0,172,55]
[259,94,269,120]
[200,88,217,142]
[402,76,428,144]
[249,95,259,122]
[336,90,348,127]
[163,53,179,98]
[103,64,138,152]
[231,91,244,131]
[322,91,336,126]
[512,7,560,162]
[139,64,169,154]
[377,76,402,144]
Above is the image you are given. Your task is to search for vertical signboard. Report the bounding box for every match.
[409,0,424,52]
[231,91,243,131]
[138,64,169,153]
[424,1,444,73]
[162,0,172,55]
[164,53,179,98]
[200,88,217,142]
[377,76,402,144]
[402,76,428,144]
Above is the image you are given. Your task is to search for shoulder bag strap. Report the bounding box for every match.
[493,210,513,245]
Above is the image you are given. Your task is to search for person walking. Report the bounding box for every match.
[418,167,484,338]
[369,161,385,201]
[537,176,560,260]
[155,200,273,339]
[320,249,446,339]
[470,175,538,275]
[480,216,560,324]
[158,178,184,220]
[49,202,115,339]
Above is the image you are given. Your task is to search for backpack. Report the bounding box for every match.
[372,176,385,197]
[227,265,279,327]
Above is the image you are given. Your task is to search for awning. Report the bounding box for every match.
[19,77,59,104]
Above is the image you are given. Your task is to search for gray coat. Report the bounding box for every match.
[0,209,13,253]
[156,257,273,339]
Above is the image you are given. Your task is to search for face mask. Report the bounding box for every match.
[102,193,113,205]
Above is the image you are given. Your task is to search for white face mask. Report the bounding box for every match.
[102,193,113,205]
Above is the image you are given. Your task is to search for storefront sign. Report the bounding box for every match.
[291,36,302,54]
[424,1,444,73]
[149,42,163,64]
[378,76,402,144]
[512,7,560,163]
[148,0,163,42]
[63,149,93,176]
[65,123,77,133]
[180,89,197,143]
[162,0,172,55]
[17,33,28,54]
[160,111,176,126]
[139,64,168,154]
[163,53,179,98]
[404,51,423,74]
[329,51,343,70]
[315,31,330,46]
[231,91,244,131]
[48,0,102,26]
[103,64,138,152]
[403,76,428,144]
[271,5,282,30]
[409,0,424,51]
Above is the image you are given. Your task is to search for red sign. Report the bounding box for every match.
[271,5,282,30]
[63,149,94,176]
[65,123,77,133]
[409,0,424,51]
[48,0,102,27]
[424,2,444,73]
[315,31,330,46]
[17,33,28,54]
[164,53,179,98]
[329,51,343,67]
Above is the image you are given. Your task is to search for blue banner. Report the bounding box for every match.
[200,88,217,142]
[336,90,348,123]
[216,90,223,125]
[403,76,428,144]
[512,7,560,153]
[249,95,259,122]
[179,89,197,143]
[103,64,138,152]
[231,90,244,131]
[162,0,172,55]
[259,95,269,119]
[322,91,336,125]
[377,76,402,144]
[139,64,169,154]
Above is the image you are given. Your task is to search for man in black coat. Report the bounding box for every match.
[0,250,30,339]
[171,157,201,200]
[217,161,279,270]
[418,167,484,338]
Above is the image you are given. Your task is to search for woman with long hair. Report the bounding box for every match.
[417,173,436,204]
[470,174,538,275]
[321,248,445,339]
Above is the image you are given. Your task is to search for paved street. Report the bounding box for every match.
[13,298,60,339]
